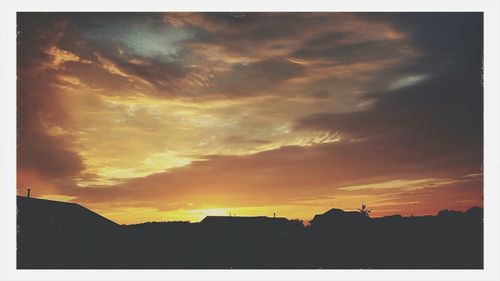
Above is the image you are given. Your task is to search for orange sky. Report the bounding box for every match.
[17,13,483,224]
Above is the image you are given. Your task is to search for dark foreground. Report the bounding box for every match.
[17,196,483,269]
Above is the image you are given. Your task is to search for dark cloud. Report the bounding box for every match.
[24,13,193,96]
[112,56,187,93]
[168,12,320,41]
[17,129,84,180]
[15,13,417,99]
[360,13,483,73]
[17,71,85,180]
[17,13,66,69]
[212,58,305,96]
[297,78,482,173]
[295,13,483,176]
[311,90,330,100]
[302,32,351,48]
[17,13,86,180]
[293,39,405,64]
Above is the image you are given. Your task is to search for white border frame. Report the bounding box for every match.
[1,1,499,280]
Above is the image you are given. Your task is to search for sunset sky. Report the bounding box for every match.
[17,12,483,224]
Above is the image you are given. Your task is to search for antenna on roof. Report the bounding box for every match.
[27,188,31,198]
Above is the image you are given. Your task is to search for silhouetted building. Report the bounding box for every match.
[17,196,120,269]
[200,215,297,234]
[310,208,367,228]
[201,215,287,224]
[17,196,118,232]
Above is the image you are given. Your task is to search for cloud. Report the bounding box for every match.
[337,178,468,191]
[57,13,421,100]
[57,138,482,223]
[44,46,81,69]
[388,74,429,90]
[210,58,305,96]
[223,135,271,145]
[295,62,482,166]
[17,14,88,201]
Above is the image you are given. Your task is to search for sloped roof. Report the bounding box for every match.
[199,215,296,235]
[310,208,365,224]
[201,215,288,224]
[17,196,118,231]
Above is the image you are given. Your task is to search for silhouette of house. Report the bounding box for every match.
[202,215,287,224]
[310,208,368,229]
[464,206,483,220]
[200,215,295,234]
[373,214,403,223]
[17,196,120,269]
[17,195,118,234]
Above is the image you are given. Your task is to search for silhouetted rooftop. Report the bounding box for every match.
[17,195,118,230]
[310,208,365,225]
[201,215,288,224]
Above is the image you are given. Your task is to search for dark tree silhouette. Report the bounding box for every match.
[357,204,372,218]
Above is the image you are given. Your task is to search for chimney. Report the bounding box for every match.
[273,213,276,218]
[27,188,31,198]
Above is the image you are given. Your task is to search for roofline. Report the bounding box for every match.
[17,195,119,226]
[17,195,78,206]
